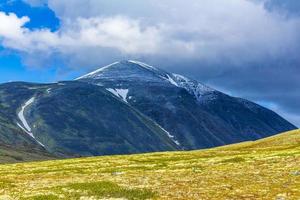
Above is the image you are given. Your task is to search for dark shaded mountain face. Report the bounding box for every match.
[0,81,179,159]
[0,60,296,161]
[77,60,296,149]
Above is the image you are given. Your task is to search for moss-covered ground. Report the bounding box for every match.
[0,130,299,199]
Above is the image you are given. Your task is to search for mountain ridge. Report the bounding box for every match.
[0,60,297,162]
[77,60,296,147]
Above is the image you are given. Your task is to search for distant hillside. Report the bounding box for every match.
[216,129,300,150]
[0,143,55,163]
[246,129,300,147]
[0,129,299,199]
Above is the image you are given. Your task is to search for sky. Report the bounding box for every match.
[0,0,299,127]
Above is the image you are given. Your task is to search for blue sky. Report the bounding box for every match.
[0,0,299,126]
[0,0,60,82]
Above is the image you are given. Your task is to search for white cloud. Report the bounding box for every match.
[0,12,29,39]
[72,16,163,54]
[0,12,60,52]
[0,12,167,56]
[2,0,300,68]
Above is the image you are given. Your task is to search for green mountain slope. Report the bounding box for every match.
[0,81,179,160]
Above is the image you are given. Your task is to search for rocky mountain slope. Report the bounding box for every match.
[77,60,296,149]
[0,60,296,160]
[0,81,179,159]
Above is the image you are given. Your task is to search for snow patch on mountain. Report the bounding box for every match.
[155,123,181,147]
[17,97,45,147]
[128,60,157,71]
[166,74,179,87]
[18,97,35,133]
[172,73,216,102]
[107,88,129,103]
[128,60,180,87]
[76,62,120,80]
[172,73,189,82]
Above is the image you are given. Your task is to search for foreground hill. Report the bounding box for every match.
[0,60,296,159]
[0,129,299,199]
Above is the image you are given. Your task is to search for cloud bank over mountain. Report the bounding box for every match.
[2,0,300,66]
[0,0,299,126]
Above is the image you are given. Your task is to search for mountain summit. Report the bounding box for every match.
[0,60,296,161]
[77,60,216,103]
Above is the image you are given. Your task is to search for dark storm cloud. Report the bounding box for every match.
[264,0,300,16]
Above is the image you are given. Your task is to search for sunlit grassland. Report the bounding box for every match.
[0,129,299,199]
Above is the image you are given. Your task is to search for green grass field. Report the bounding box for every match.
[0,129,299,200]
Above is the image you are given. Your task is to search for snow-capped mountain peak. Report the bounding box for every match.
[76,60,216,102]
[75,60,165,81]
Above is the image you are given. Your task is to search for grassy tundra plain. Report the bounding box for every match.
[0,129,299,200]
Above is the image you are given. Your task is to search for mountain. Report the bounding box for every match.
[77,60,296,149]
[0,60,296,161]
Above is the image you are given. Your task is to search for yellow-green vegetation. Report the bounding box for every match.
[0,129,299,200]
